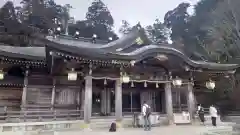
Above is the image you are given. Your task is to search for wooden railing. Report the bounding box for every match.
[0,106,229,123]
[224,110,240,116]
[0,109,83,123]
[173,105,188,113]
[173,107,211,114]
[122,108,141,113]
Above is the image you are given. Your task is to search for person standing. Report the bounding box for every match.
[197,104,202,113]
[142,101,151,131]
[197,104,205,125]
[209,105,218,126]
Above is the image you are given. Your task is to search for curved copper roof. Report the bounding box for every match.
[0,23,238,71]
[44,24,149,52]
[0,44,45,61]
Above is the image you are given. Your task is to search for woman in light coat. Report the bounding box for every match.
[209,105,218,126]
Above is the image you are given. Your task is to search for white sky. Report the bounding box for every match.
[3,0,199,31]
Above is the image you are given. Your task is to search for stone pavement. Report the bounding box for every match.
[0,125,233,135]
[54,125,232,135]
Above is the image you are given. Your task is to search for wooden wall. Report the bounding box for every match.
[0,87,22,111]
[56,87,78,105]
[27,86,52,105]
[25,74,82,111]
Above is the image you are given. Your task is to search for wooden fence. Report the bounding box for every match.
[0,109,83,123]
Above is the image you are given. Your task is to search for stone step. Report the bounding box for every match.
[89,116,169,129]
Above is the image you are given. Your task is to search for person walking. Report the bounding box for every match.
[209,105,218,126]
[197,104,201,113]
[142,101,151,131]
[197,104,205,125]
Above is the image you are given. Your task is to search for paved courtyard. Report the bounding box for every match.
[0,125,233,135]
[53,125,232,135]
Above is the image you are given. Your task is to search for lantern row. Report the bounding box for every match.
[67,71,215,89]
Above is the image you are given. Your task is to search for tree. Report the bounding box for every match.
[86,0,114,27]
[57,4,72,35]
[164,2,190,41]
[119,20,132,35]
[163,2,220,61]
[164,2,209,60]
[167,0,240,110]
[85,0,116,40]
[145,19,168,44]
[0,1,17,21]
[200,0,240,109]
[19,0,53,31]
[18,0,72,33]
[206,0,240,61]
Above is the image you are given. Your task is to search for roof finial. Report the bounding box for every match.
[137,22,141,29]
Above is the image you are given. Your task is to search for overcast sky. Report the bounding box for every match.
[3,0,199,31]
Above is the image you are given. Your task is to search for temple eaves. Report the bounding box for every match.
[0,43,238,71]
[0,21,238,71]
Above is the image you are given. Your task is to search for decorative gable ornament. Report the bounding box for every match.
[0,71,4,80]
[135,37,144,45]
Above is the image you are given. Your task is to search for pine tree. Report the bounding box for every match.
[86,0,114,29]
[0,1,17,20]
[145,19,168,44]
[119,20,132,35]
[85,0,116,40]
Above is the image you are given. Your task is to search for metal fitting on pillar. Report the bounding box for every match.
[89,63,92,75]
[25,70,29,77]
[25,65,29,77]
[168,72,172,80]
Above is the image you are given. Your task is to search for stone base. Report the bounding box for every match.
[116,121,124,131]
[80,123,91,131]
[233,124,240,132]
[116,121,122,128]
[0,116,170,132]
[82,128,92,132]
[168,122,176,126]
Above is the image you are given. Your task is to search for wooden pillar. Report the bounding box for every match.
[84,75,92,125]
[81,89,85,111]
[21,70,29,110]
[187,82,195,121]
[101,88,107,114]
[177,91,181,112]
[115,78,122,123]
[76,89,80,110]
[51,78,56,110]
[164,82,174,125]
[106,89,111,114]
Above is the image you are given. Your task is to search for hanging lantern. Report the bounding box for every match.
[104,78,107,85]
[156,82,159,88]
[206,80,215,89]
[144,81,147,87]
[130,60,135,66]
[0,70,4,80]
[122,73,130,83]
[172,76,182,86]
[68,68,77,81]
[93,34,97,38]
[131,81,134,87]
[56,27,61,31]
